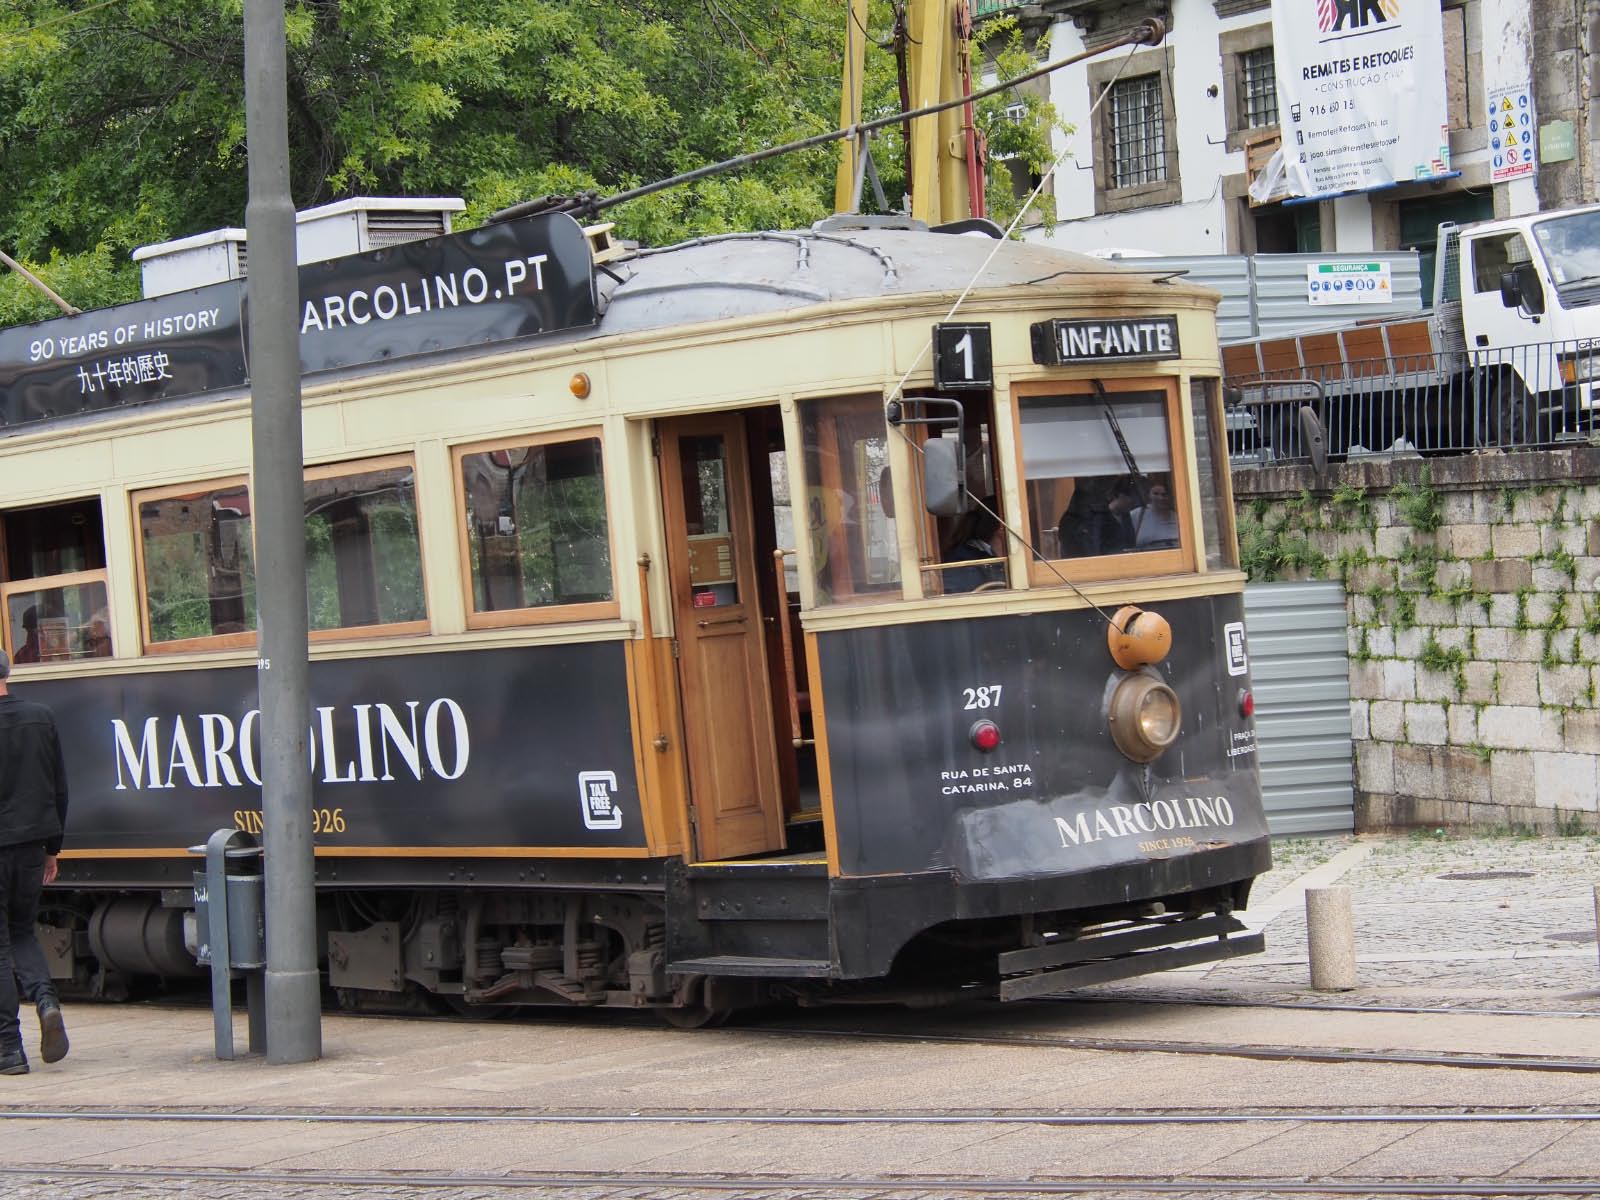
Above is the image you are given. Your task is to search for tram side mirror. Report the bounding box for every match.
[923,437,967,516]
[1500,264,1546,316]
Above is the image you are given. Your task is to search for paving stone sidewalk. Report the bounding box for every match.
[1105,831,1600,1009]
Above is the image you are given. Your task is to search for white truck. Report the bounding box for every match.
[1222,203,1600,459]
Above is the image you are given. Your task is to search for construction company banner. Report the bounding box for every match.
[1270,0,1451,199]
[1487,84,1537,182]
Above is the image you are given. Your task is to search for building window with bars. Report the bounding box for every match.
[1240,46,1278,129]
[1088,46,1179,213]
[1108,75,1166,188]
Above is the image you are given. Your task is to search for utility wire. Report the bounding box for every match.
[0,0,124,48]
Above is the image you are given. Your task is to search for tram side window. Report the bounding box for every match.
[1,498,113,665]
[136,462,429,653]
[799,395,900,605]
[137,480,257,650]
[1017,382,1190,582]
[457,433,617,625]
[305,459,428,636]
[1190,378,1240,571]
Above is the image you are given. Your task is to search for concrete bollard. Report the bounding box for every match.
[1306,885,1358,991]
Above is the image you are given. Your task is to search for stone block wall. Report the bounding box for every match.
[1232,448,1600,834]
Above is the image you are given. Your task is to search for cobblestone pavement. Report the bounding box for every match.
[5,833,1599,1200]
[1104,832,1600,1009]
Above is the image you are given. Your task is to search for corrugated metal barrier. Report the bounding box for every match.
[1243,581,1355,836]
[1112,251,1423,343]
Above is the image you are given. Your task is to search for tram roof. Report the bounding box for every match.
[0,216,1216,438]
[590,222,1217,340]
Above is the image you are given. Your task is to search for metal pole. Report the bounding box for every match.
[243,0,320,1063]
[0,248,79,314]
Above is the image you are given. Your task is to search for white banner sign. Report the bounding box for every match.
[1270,0,1451,199]
[1306,261,1393,304]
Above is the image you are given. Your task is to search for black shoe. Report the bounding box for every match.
[0,1049,27,1076]
[37,1001,68,1064]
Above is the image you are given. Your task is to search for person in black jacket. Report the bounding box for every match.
[0,649,69,1075]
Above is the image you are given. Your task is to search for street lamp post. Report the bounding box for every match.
[243,0,321,1064]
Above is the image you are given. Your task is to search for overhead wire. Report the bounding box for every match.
[0,0,124,47]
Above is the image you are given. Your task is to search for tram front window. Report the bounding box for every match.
[1016,382,1191,582]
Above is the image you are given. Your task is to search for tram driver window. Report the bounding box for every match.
[1017,383,1190,582]
[1,498,113,665]
[457,433,617,626]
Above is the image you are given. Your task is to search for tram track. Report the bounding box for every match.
[748,1021,1600,1073]
[3,1102,1597,1124]
[4,1163,1600,1197]
[120,996,1600,1073]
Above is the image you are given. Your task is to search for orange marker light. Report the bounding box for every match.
[1107,605,1173,670]
[570,372,592,399]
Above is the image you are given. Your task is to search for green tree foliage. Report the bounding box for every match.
[1,0,1062,323]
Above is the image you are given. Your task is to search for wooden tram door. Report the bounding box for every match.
[657,413,786,860]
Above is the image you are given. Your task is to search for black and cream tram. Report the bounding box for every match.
[0,204,1267,1019]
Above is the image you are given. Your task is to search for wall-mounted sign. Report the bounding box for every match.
[1488,84,1537,182]
[1270,0,1451,198]
[1541,120,1576,165]
[1030,316,1181,365]
[1307,261,1393,305]
[1,211,599,433]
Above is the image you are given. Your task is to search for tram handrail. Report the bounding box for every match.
[772,548,809,749]
[634,554,670,755]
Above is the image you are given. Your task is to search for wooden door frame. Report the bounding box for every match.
[656,411,785,861]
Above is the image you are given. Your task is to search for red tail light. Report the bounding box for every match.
[1238,689,1255,718]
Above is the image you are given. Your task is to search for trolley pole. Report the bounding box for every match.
[243,0,321,1063]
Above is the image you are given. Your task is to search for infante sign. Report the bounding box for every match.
[1030,315,1181,365]
[0,212,598,431]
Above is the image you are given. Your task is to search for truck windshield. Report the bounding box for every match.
[1532,210,1600,291]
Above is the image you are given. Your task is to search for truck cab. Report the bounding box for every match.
[1446,203,1600,421]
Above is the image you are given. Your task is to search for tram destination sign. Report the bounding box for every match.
[1030,315,1181,366]
[0,211,598,432]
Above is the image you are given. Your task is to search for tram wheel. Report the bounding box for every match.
[656,1003,731,1029]
[442,996,519,1020]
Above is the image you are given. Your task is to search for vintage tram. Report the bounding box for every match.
[0,204,1267,1020]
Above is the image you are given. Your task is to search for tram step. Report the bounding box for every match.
[666,858,833,965]
[668,955,835,978]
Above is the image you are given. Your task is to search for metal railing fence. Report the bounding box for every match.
[1225,338,1599,466]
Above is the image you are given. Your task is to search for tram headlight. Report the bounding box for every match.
[1108,674,1181,763]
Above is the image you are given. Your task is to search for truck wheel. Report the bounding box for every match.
[1484,373,1532,448]
[1265,406,1297,459]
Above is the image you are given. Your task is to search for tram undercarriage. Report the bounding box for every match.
[42,838,1266,1022]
